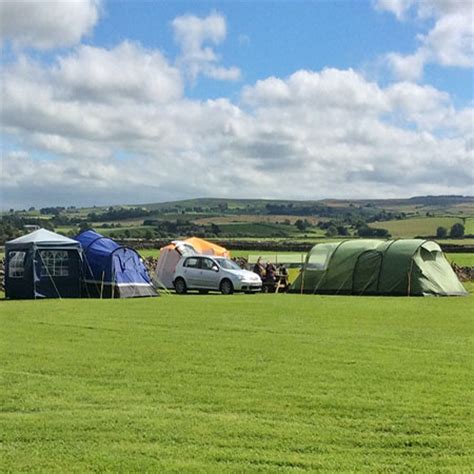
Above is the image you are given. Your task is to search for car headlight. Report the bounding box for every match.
[238,275,245,281]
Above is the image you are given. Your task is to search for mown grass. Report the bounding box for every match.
[1,294,472,472]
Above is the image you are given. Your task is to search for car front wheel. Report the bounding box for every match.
[220,279,234,295]
[174,278,187,295]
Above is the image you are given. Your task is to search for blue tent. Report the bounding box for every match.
[5,229,83,299]
[75,230,157,298]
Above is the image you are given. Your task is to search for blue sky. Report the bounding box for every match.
[1,0,473,208]
[90,1,472,101]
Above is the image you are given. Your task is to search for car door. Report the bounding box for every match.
[182,256,201,288]
[199,257,220,290]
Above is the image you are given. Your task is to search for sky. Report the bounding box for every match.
[1,0,473,209]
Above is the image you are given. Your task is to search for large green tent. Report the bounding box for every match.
[289,239,467,296]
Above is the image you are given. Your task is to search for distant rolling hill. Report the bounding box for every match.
[137,195,474,214]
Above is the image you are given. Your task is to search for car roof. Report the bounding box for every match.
[183,254,216,259]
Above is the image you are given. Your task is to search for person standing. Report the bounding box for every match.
[265,261,276,292]
[253,256,265,278]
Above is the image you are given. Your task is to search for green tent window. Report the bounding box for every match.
[419,247,438,261]
[307,246,332,270]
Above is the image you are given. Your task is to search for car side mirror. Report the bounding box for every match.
[212,265,219,272]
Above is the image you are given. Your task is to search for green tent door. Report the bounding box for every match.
[352,250,382,295]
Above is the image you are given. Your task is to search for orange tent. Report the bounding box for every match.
[155,237,230,288]
[184,237,230,257]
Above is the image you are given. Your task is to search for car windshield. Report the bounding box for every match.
[216,258,241,270]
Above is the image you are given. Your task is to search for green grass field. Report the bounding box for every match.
[1,293,472,471]
[369,217,463,238]
[446,253,474,267]
[216,222,323,238]
[464,218,474,234]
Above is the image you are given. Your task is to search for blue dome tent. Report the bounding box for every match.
[75,230,157,298]
[5,229,83,299]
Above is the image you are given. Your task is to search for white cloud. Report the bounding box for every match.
[386,81,453,130]
[374,0,415,20]
[1,43,183,145]
[0,0,101,50]
[243,69,389,113]
[386,50,428,82]
[423,7,474,68]
[376,0,474,80]
[172,12,241,81]
[1,46,472,208]
[53,42,183,104]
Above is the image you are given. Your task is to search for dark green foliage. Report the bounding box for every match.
[295,219,311,232]
[40,206,65,216]
[408,195,473,206]
[0,215,55,242]
[336,225,349,236]
[450,223,465,238]
[325,225,338,237]
[436,226,448,238]
[88,207,152,222]
[211,223,221,235]
[78,221,92,233]
[357,225,390,237]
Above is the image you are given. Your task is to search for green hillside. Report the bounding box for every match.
[2,196,473,243]
[369,217,462,238]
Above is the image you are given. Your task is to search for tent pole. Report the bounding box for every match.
[37,250,62,300]
[111,264,115,299]
[151,273,172,295]
[84,254,101,297]
[407,264,413,297]
[100,271,105,299]
[108,251,120,298]
[33,246,37,300]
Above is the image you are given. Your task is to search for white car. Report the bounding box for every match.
[173,255,262,295]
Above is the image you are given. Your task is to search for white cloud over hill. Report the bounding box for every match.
[2,49,472,207]
[1,5,472,208]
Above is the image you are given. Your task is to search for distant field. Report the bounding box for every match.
[446,253,474,267]
[193,214,323,225]
[369,217,463,238]
[464,218,474,234]
[215,222,324,238]
[1,294,472,471]
[438,238,474,246]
